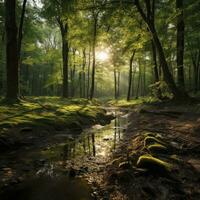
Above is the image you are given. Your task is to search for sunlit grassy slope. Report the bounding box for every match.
[0,97,106,129]
[107,97,158,108]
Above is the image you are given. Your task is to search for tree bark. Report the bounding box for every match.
[127,50,136,101]
[117,71,120,98]
[114,67,117,100]
[58,18,69,98]
[18,0,27,96]
[87,47,91,99]
[176,0,185,90]
[18,0,27,59]
[191,50,200,93]
[5,0,19,100]
[135,0,189,100]
[82,49,86,98]
[90,16,97,100]
[71,49,76,97]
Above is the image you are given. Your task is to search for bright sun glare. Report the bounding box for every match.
[96,51,109,61]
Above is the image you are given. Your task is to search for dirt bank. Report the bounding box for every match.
[91,103,200,200]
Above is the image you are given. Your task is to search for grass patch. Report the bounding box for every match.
[107,97,159,108]
[0,97,109,130]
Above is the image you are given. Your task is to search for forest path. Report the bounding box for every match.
[92,103,200,200]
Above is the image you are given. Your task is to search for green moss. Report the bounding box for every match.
[143,132,156,137]
[0,97,109,131]
[137,154,172,172]
[144,136,166,147]
[147,143,169,154]
[107,97,159,108]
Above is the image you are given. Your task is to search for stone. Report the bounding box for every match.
[137,154,172,173]
[147,143,169,154]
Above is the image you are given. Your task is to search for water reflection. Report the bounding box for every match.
[0,176,93,200]
[48,111,128,161]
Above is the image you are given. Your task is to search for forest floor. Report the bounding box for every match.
[91,101,200,200]
[0,97,113,150]
[0,97,200,199]
[0,97,114,198]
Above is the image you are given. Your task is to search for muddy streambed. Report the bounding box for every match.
[0,109,129,200]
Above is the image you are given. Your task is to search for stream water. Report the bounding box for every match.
[0,109,128,200]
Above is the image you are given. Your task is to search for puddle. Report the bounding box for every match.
[42,110,128,161]
[0,109,128,200]
[0,176,92,200]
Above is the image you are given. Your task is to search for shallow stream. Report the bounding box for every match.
[0,109,128,200]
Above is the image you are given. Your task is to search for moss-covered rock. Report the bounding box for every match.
[136,154,172,173]
[147,143,169,154]
[144,136,166,147]
[143,132,156,138]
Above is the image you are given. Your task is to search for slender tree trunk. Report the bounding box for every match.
[90,16,97,100]
[18,0,27,59]
[79,70,82,97]
[191,50,200,93]
[117,71,120,98]
[82,49,86,98]
[151,41,159,82]
[143,64,146,95]
[176,0,185,90]
[5,0,19,100]
[135,0,189,100]
[127,50,136,101]
[151,40,162,98]
[71,49,76,97]
[131,67,136,97]
[58,18,69,98]
[114,67,117,100]
[136,61,141,98]
[18,0,27,96]
[87,47,91,99]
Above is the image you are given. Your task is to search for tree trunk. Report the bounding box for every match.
[117,71,120,98]
[87,47,91,99]
[114,67,117,100]
[71,49,76,97]
[82,49,86,98]
[191,50,200,93]
[18,0,27,59]
[58,18,69,98]
[5,0,19,100]
[136,60,141,98]
[90,16,97,100]
[18,0,27,96]
[176,0,185,90]
[127,50,136,101]
[151,40,162,98]
[135,0,189,100]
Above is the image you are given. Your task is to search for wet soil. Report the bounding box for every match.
[1,103,200,200]
[0,109,127,200]
[92,103,200,200]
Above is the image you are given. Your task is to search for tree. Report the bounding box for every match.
[5,0,19,100]
[135,0,189,100]
[127,50,136,101]
[176,0,185,90]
